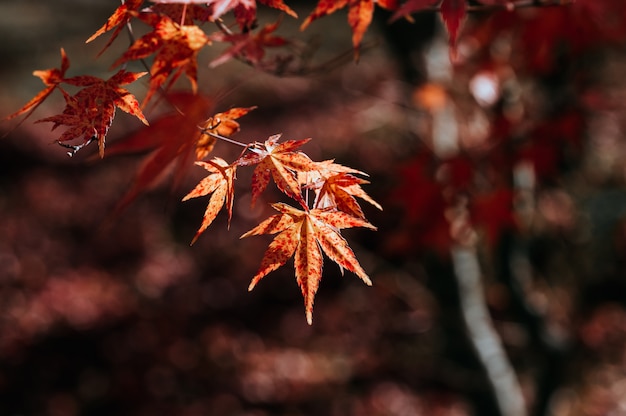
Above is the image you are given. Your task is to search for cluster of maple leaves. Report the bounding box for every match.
[4,0,605,322]
[3,0,393,324]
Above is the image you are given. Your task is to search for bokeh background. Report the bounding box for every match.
[1,1,626,415]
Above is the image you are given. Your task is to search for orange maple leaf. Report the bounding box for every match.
[104,92,214,214]
[297,160,382,218]
[301,0,398,57]
[242,202,376,324]
[183,157,237,244]
[196,106,256,160]
[86,0,144,56]
[4,48,69,124]
[236,134,319,208]
[112,12,209,106]
[35,70,148,158]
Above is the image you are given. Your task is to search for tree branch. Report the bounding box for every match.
[451,245,527,416]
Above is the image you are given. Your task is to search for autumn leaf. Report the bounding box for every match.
[299,160,382,219]
[105,92,214,214]
[242,202,376,324]
[301,0,398,57]
[183,157,237,244]
[315,172,382,219]
[236,134,319,208]
[35,70,148,158]
[209,20,288,68]
[4,48,69,123]
[391,0,466,51]
[259,0,297,18]
[196,106,256,160]
[146,3,213,25]
[112,12,209,106]
[86,0,144,56]
[202,0,297,29]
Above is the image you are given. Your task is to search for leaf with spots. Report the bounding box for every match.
[111,12,209,106]
[196,106,256,160]
[183,157,237,244]
[86,0,144,56]
[35,70,148,158]
[299,160,382,219]
[301,0,398,57]
[236,134,319,208]
[241,202,376,324]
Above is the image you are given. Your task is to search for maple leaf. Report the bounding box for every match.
[150,0,258,28]
[4,48,69,123]
[200,0,297,28]
[86,0,144,56]
[316,173,382,218]
[301,0,398,57]
[236,134,319,208]
[183,157,237,244]
[35,70,148,158]
[196,106,256,160]
[241,202,376,324]
[112,12,209,106]
[209,20,288,68]
[299,160,382,219]
[146,3,214,25]
[104,92,214,214]
[207,0,256,21]
[391,0,466,52]
[259,0,297,18]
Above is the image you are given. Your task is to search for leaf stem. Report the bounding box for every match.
[201,129,249,148]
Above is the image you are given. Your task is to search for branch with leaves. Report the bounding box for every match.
[184,131,381,325]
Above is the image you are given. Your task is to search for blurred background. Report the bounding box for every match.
[1,1,626,415]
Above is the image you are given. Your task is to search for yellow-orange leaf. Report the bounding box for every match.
[237,134,318,208]
[242,203,376,324]
[183,157,237,244]
[86,0,144,56]
[4,48,69,123]
[196,106,256,160]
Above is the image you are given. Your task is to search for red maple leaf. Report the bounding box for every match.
[35,70,148,158]
[236,134,319,208]
[301,0,398,57]
[391,0,466,51]
[86,0,144,56]
[146,3,214,25]
[209,20,288,68]
[105,92,215,214]
[4,48,69,123]
[183,157,237,244]
[112,12,209,106]
[242,202,376,324]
